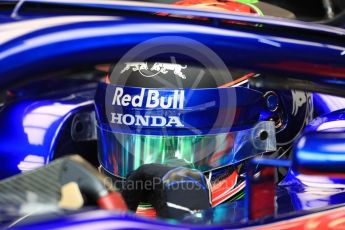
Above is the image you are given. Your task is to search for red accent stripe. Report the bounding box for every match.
[136,207,157,218]
[218,72,256,88]
[211,169,238,201]
[97,192,128,211]
[249,167,275,220]
[252,206,345,230]
[260,61,345,79]
[212,181,245,207]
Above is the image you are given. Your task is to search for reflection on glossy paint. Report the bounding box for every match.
[318,94,345,111]
[297,174,345,189]
[258,38,281,47]
[23,102,90,145]
[0,16,117,45]
[23,127,46,146]
[296,190,334,210]
[254,205,345,230]
[0,23,249,60]
[321,143,345,153]
[317,120,345,131]
[328,217,345,228]
[298,150,345,162]
[17,155,45,171]
[314,94,345,114]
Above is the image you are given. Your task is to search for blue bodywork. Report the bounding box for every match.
[0,0,345,228]
[0,97,93,179]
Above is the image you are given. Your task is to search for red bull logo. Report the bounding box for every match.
[112,87,185,109]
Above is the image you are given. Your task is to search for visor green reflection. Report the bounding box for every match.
[98,121,276,178]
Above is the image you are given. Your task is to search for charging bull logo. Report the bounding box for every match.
[120,62,148,73]
[150,63,187,79]
[120,62,187,79]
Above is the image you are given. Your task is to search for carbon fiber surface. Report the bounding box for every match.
[0,159,63,207]
[0,155,113,223]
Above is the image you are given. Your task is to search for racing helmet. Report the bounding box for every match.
[93,2,309,208]
[94,59,283,179]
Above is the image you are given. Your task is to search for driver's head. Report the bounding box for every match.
[94,59,276,178]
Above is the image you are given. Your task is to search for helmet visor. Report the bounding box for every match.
[98,121,276,178]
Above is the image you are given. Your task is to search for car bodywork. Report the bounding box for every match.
[1,0,345,229]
